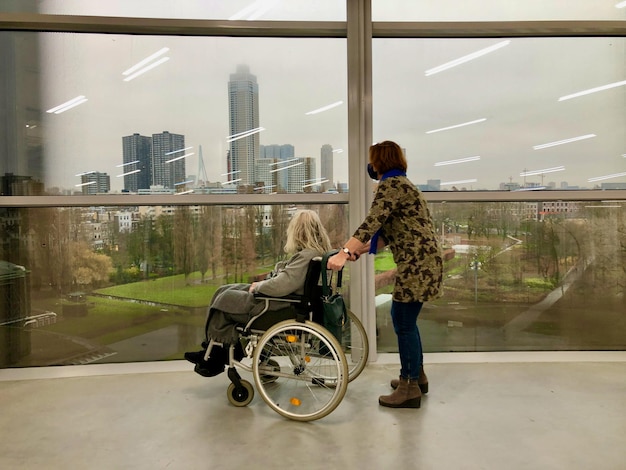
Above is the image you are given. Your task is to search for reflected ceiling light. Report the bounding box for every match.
[165,152,194,164]
[222,178,242,184]
[440,179,478,186]
[434,156,481,166]
[305,101,343,115]
[533,134,596,150]
[229,0,279,20]
[426,118,486,134]
[332,149,343,153]
[176,189,194,195]
[515,186,546,191]
[165,146,193,155]
[302,179,329,189]
[221,170,241,177]
[519,166,565,177]
[47,95,88,114]
[588,172,626,182]
[254,184,276,191]
[123,57,170,82]
[270,162,303,173]
[269,158,299,166]
[116,160,140,168]
[75,181,96,187]
[425,40,510,77]
[616,1,626,8]
[75,170,95,177]
[558,80,626,101]
[227,127,265,143]
[116,169,141,178]
[174,180,194,186]
[123,47,169,75]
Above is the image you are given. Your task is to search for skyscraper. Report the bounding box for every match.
[285,157,316,193]
[255,158,278,193]
[320,144,334,191]
[122,133,152,192]
[261,144,294,191]
[228,65,259,187]
[151,131,186,189]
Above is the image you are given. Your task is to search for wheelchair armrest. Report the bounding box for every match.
[253,293,303,304]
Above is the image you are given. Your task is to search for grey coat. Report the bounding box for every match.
[206,248,320,343]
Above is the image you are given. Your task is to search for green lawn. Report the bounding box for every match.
[43,297,194,341]
[374,251,396,272]
[95,272,223,308]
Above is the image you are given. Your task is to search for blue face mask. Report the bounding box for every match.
[367,163,378,180]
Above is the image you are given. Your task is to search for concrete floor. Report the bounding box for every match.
[1,353,625,470]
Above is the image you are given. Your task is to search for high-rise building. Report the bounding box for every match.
[228,65,259,186]
[285,157,316,193]
[261,144,294,191]
[122,133,152,192]
[255,158,278,193]
[151,131,186,189]
[320,144,334,191]
[80,171,110,195]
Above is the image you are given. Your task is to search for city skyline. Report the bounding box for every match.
[1,16,621,192]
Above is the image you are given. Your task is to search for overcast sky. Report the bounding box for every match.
[31,0,626,192]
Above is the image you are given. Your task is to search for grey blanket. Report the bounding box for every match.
[205,284,293,343]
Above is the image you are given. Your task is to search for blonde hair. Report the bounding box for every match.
[284,209,332,255]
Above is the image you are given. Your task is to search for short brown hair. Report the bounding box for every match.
[369,140,407,174]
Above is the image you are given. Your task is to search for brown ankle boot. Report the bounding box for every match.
[379,377,422,408]
[390,366,428,393]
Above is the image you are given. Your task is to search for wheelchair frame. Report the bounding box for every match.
[202,252,368,422]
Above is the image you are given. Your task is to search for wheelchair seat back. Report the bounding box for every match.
[245,256,325,332]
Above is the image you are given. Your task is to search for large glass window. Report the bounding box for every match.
[0,203,350,366]
[375,201,626,352]
[373,37,626,191]
[1,32,347,196]
[1,4,625,368]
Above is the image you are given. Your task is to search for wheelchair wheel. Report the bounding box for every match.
[252,320,348,422]
[227,380,254,407]
[258,358,280,384]
[339,310,369,382]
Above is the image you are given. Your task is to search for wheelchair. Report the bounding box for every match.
[201,251,368,422]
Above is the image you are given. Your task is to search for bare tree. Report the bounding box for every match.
[173,206,195,283]
[196,205,222,281]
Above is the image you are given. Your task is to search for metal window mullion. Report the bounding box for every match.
[372,20,626,38]
[0,12,347,37]
[347,0,377,362]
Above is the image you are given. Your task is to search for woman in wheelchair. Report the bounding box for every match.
[184,209,333,378]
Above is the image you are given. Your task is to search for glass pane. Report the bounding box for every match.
[0,32,347,195]
[0,0,345,21]
[373,0,626,21]
[376,201,626,352]
[376,202,626,352]
[0,203,349,367]
[373,37,626,191]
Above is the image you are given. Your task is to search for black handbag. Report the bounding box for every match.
[320,251,347,341]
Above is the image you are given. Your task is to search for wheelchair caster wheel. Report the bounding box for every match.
[227,380,254,407]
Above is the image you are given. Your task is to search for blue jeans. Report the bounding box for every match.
[390,300,424,381]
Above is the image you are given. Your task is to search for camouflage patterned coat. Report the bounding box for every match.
[353,175,443,303]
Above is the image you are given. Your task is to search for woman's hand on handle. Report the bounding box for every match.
[327,251,349,271]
